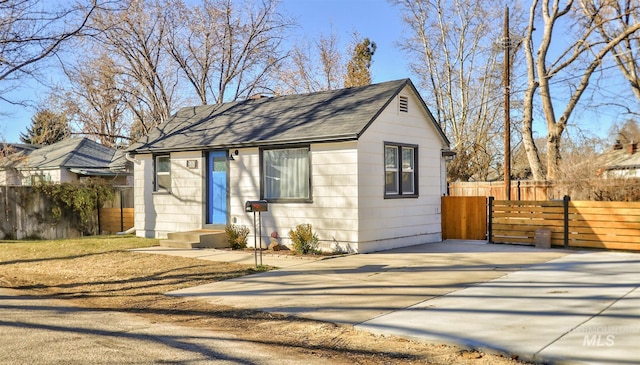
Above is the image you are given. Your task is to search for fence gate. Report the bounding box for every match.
[441,196,487,240]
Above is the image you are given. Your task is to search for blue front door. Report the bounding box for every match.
[208,151,227,225]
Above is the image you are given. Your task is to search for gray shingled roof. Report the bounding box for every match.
[17,138,114,169]
[129,79,448,154]
[600,146,640,170]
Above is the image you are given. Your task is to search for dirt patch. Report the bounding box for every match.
[0,237,534,364]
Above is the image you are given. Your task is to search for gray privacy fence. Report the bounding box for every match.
[0,186,133,240]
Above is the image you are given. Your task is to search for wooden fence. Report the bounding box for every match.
[449,181,555,200]
[490,197,640,251]
[449,179,640,201]
[1,186,81,240]
[99,188,134,234]
[0,186,133,240]
[99,208,134,234]
[442,196,487,240]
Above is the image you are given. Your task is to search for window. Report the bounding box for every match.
[23,174,51,186]
[385,143,417,197]
[262,146,311,202]
[155,155,171,192]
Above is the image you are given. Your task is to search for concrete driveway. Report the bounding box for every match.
[166,241,640,364]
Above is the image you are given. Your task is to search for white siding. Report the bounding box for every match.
[134,151,205,238]
[356,86,446,252]
[59,169,76,182]
[229,143,359,252]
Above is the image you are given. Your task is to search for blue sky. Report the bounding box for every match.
[1,0,633,143]
[281,0,409,82]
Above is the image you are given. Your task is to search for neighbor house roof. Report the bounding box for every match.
[129,78,449,154]
[599,143,640,172]
[1,143,41,154]
[9,138,131,176]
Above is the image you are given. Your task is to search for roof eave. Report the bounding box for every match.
[130,133,360,155]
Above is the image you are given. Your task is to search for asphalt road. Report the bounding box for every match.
[0,289,326,365]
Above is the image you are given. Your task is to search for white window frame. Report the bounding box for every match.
[155,155,171,192]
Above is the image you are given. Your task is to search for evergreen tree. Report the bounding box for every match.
[344,38,376,88]
[20,109,70,145]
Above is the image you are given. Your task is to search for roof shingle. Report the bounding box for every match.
[129,79,448,154]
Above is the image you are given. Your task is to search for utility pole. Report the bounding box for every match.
[503,6,511,200]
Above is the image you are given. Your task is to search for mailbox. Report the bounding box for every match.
[245,200,268,212]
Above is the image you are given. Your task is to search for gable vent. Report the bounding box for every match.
[399,96,408,113]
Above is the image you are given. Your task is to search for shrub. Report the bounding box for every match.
[288,223,320,255]
[33,179,114,234]
[225,224,249,250]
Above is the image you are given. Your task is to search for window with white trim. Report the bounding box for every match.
[262,146,311,202]
[155,155,171,192]
[385,143,418,197]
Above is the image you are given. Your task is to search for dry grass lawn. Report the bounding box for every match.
[0,235,532,364]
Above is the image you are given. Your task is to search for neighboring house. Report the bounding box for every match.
[598,141,640,178]
[0,138,132,186]
[127,79,452,253]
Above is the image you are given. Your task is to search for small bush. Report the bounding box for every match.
[225,224,250,250]
[288,223,320,255]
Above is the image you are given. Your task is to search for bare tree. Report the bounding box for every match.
[164,0,218,105]
[608,118,640,144]
[0,0,103,105]
[61,52,129,147]
[275,32,345,94]
[165,0,291,104]
[581,0,640,103]
[521,0,640,181]
[393,0,519,181]
[89,0,177,138]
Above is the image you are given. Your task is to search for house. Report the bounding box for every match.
[0,138,132,186]
[127,79,452,253]
[597,141,640,178]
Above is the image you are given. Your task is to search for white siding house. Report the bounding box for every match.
[128,79,452,253]
[0,138,132,186]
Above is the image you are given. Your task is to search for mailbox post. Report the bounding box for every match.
[245,200,268,267]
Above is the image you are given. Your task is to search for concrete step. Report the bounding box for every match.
[159,239,198,249]
[198,232,228,248]
[162,230,228,249]
[167,231,203,243]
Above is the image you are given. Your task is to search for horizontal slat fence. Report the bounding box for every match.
[568,201,640,250]
[99,208,134,234]
[490,197,640,251]
[491,199,565,246]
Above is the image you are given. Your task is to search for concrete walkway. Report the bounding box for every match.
[131,246,321,268]
[156,241,640,365]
